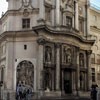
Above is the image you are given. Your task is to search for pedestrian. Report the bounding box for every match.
[26,87,32,100]
[16,84,23,100]
[91,87,97,100]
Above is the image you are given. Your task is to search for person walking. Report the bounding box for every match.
[91,87,97,100]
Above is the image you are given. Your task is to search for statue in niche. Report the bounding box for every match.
[63,47,72,63]
[79,53,84,67]
[45,46,52,62]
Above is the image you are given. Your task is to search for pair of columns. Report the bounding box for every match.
[37,39,60,91]
[76,49,92,94]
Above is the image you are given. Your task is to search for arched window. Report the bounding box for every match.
[16,60,34,89]
[79,53,84,67]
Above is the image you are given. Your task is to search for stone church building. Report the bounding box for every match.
[0,0,95,99]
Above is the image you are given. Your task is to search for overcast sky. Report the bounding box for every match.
[0,0,100,18]
[0,0,8,17]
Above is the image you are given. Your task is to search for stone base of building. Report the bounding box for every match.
[2,89,16,100]
[43,91,61,97]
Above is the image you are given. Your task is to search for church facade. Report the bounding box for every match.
[0,0,95,99]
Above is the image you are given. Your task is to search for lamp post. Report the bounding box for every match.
[0,81,3,100]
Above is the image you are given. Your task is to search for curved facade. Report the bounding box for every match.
[0,0,95,99]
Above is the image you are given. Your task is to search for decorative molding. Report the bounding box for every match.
[37,38,46,45]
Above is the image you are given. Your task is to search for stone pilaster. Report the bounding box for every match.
[55,43,61,91]
[55,0,60,26]
[87,50,92,90]
[86,1,90,35]
[37,38,45,90]
[38,0,45,24]
[75,0,79,30]
[76,47,80,96]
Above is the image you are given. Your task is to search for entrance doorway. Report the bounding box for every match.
[64,70,72,94]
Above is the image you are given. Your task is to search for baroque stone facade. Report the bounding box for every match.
[0,0,96,99]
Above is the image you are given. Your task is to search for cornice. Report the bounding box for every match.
[32,25,95,45]
[90,26,100,33]
[0,8,39,21]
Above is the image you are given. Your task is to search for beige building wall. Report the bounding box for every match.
[89,7,100,87]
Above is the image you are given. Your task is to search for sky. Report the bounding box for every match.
[0,0,100,18]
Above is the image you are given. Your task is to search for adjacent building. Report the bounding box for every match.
[89,4,100,87]
[0,0,96,99]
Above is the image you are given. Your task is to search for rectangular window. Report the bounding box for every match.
[1,68,4,82]
[91,68,95,82]
[24,45,27,50]
[22,18,30,29]
[91,53,95,64]
[97,73,100,80]
[45,7,51,22]
[79,19,84,33]
[97,54,100,65]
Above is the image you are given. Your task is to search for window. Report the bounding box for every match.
[1,67,4,83]
[97,73,100,80]
[97,54,100,65]
[66,16,72,27]
[22,18,30,28]
[91,53,95,64]
[79,19,84,33]
[24,45,27,50]
[45,7,51,22]
[91,68,95,82]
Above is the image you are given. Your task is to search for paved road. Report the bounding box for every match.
[35,97,91,100]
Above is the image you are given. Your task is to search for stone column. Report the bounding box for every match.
[55,43,60,91]
[55,0,60,26]
[76,47,80,96]
[37,38,45,91]
[51,0,55,26]
[86,0,90,35]
[87,50,92,90]
[75,0,79,30]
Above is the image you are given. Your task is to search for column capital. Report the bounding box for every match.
[55,43,61,48]
[37,38,46,45]
[86,50,92,55]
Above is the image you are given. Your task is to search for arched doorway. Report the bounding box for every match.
[16,60,34,89]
